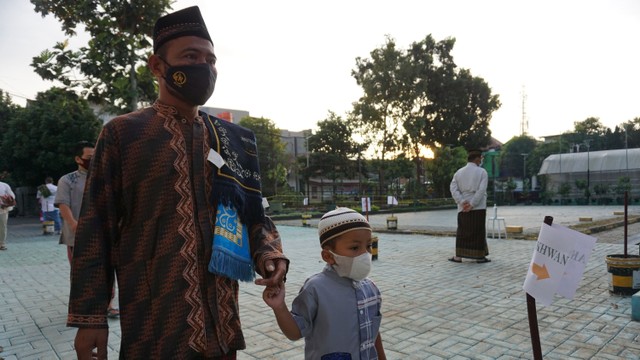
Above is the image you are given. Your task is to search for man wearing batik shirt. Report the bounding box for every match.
[68,6,288,359]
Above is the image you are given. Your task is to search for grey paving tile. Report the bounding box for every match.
[3,208,640,359]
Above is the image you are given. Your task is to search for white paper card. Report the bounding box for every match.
[207,148,226,168]
[361,197,371,212]
[523,223,596,306]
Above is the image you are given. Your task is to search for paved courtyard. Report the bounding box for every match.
[1,205,640,359]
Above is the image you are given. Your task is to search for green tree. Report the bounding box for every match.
[426,146,467,198]
[306,112,364,199]
[380,155,414,199]
[614,176,631,202]
[574,179,589,204]
[529,139,571,179]
[398,35,499,189]
[0,90,21,181]
[499,135,538,178]
[503,177,517,204]
[352,35,500,197]
[403,36,500,150]
[238,116,287,197]
[351,36,405,197]
[620,118,640,149]
[1,88,102,186]
[572,117,608,151]
[351,36,404,159]
[30,0,172,114]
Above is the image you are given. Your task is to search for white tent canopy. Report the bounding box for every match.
[538,148,640,175]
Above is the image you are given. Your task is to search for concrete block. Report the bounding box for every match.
[579,217,593,222]
[632,291,640,321]
[506,226,523,234]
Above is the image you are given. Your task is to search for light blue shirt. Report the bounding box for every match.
[291,265,382,359]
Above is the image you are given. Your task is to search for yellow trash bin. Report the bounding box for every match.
[42,221,55,235]
[371,236,379,261]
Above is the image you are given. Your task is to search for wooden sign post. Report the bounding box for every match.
[526,215,553,360]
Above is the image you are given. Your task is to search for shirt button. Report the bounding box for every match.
[181,119,186,124]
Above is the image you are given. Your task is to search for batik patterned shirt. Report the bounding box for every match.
[67,101,287,359]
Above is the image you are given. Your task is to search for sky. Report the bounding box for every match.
[1,0,639,144]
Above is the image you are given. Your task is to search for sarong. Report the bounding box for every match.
[455,209,488,259]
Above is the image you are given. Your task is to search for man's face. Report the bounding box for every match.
[75,147,94,170]
[151,36,217,106]
[156,36,217,77]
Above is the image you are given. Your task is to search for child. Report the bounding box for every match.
[263,207,386,359]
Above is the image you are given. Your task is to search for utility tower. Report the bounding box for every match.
[521,86,528,136]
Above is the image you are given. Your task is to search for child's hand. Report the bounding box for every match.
[262,282,285,309]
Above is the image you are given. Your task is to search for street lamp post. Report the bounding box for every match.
[624,125,629,172]
[521,153,529,186]
[584,139,592,204]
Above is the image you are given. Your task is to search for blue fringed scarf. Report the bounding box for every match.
[202,113,264,282]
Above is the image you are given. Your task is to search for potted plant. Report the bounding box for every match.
[558,182,571,205]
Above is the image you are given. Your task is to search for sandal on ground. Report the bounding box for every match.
[0,246,7,250]
[477,257,492,263]
[107,308,120,318]
[448,257,462,263]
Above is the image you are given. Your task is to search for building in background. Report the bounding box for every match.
[200,106,249,123]
[538,148,640,204]
[279,130,312,194]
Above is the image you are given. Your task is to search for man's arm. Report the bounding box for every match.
[469,169,489,209]
[68,127,120,327]
[450,171,463,205]
[58,204,77,233]
[250,216,289,287]
[55,178,76,230]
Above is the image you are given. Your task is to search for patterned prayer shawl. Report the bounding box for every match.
[202,112,264,281]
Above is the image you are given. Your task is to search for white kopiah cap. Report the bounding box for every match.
[318,207,371,246]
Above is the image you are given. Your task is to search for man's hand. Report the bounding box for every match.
[254,258,287,287]
[0,195,15,208]
[75,328,109,360]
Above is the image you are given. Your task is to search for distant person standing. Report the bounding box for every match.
[54,141,120,318]
[37,177,61,234]
[449,150,490,263]
[0,181,16,251]
[55,141,94,263]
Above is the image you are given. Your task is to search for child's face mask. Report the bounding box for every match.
[330,251,372,281]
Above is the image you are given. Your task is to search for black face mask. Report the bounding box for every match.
[160,57,217,106]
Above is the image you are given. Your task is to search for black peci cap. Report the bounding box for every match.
[153,6,212,53]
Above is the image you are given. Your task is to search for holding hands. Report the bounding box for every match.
[262,282,285,310]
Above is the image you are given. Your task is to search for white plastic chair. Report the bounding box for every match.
[487,204,507,239]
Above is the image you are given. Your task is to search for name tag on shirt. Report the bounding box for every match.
[207,148,226,168]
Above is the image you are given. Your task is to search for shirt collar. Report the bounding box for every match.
[153,100,204,125]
